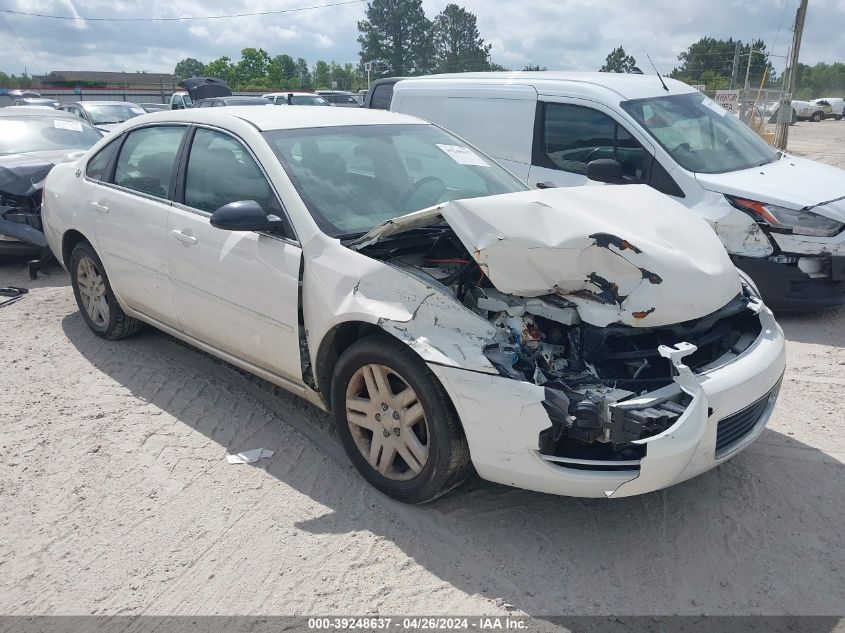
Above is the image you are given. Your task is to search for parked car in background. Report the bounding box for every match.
[8,90,42,99]
[390,72,845,311]
[139,102,168,112]
[262,92,331,106]
[12,97,59,109]
[360,77,407,110]
[169,91,192,110]
[813,97,844,120]
[194,96,273,107]
[0,107,101,265]
[58,101,147,133]
[789,99,828,122]
[315,90,360,107]
[42,106,784,502]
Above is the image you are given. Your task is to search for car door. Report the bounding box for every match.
[167,126,303,382]
[90,124,187,326]
[528,99,655,189]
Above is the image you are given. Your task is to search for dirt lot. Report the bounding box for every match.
[1,121,844,618]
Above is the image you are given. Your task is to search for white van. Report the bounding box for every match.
[813,97,844,120]
[389,72,845,310]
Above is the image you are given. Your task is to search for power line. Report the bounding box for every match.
[0,0,366,22]
[0,12,42,74]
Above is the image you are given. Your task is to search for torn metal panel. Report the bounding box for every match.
[440,186,741,327]
[302,233,500,386]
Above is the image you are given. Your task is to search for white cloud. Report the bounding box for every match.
[0,0,842,76]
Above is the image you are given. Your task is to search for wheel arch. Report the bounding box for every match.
[61,229,92,270]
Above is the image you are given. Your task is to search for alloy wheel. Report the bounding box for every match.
[345,363,430,481]
[76,256,110,327]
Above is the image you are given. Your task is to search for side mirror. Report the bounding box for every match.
[586,158,624,184]
[210,200,284,232]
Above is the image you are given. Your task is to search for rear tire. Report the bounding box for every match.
[331,335,473,503]
[811,111,823,122]
[70,241,143,340]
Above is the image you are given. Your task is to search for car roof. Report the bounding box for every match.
[135,106,425,131]
[0,107,79,118]
[75,101,139,106]
[263,92,320,97]
[397,71,697,101]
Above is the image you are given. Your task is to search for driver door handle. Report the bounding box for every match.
[535,182,556,189]
[170,229,198,245]
[90,201,109,214]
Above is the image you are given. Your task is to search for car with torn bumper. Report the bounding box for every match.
[41,107,785,502]
[0,107,101,265]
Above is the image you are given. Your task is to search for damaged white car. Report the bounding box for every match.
[42,107,786,502]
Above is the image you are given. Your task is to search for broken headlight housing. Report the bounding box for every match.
[727,196,844,238]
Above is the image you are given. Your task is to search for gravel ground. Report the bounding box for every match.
[1,121,844,618]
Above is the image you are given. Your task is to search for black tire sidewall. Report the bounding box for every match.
[331,336,463,503]
[70,242,121,338]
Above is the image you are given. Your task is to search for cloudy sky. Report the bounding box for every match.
[1,0,843,78]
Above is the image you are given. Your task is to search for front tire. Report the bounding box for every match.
[331,335,472,503]
[70,241,142,340]
[811,111,823,122]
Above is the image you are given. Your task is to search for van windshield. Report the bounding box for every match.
[622,92,779,174]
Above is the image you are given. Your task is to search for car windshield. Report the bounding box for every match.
[83,104,145,125]
[621,92,780,174]
[264,123,526,237]
[0,117,102,154]
[290,95,330,106]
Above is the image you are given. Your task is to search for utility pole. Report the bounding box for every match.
[778,0,809,150]
[730,41,741,89]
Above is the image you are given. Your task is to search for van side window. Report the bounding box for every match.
[541,103,648,180]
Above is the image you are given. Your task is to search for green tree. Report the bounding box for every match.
[670,37,776,88]
[295,57,312,88]
[314,60,331,89]
[489,62,510,71]
[268,54,297,88]
[204,56,235,84]
[357,0,434,76]
[174,58,205,79]
[792,61,845,99]
[236,47,271,86]
[599,46,637,73]
[431,4,491,73]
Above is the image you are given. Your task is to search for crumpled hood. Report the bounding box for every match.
[353,186,740,328]
[0,149,86,196]
[696,154,845,222]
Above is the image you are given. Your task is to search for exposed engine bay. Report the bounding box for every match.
[360,225,764,464]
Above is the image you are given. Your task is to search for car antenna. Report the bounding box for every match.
[646,54,669,92]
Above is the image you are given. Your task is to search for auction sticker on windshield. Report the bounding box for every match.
[701,97,728,117]
[54,119,83,132]
[130,107,145,114]
[436,144,489,166]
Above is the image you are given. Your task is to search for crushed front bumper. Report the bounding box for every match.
[734,254,845,311]
[430,308,786,498]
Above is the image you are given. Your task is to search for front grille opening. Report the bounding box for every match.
[715,384,778,457]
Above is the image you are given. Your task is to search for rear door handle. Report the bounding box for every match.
[170,229,198,245]
[535,182,556,189]
[90,201,109,214]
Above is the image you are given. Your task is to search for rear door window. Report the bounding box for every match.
[114,126,185,199]
[85,139,119,181]
[370,84,393,110]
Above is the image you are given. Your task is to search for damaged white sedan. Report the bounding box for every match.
[42,107,786,502]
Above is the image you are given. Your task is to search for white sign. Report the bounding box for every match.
[713,90,740,113]
[436,144,489,166]
[364,61,373,72]
[331,80,338,89]
[691,84,706,92]
[54,119,83,132]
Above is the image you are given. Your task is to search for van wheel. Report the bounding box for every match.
[331,335,472,503]
[70,242,143,340]
[811,111,823,122]
[835,115,843,121]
